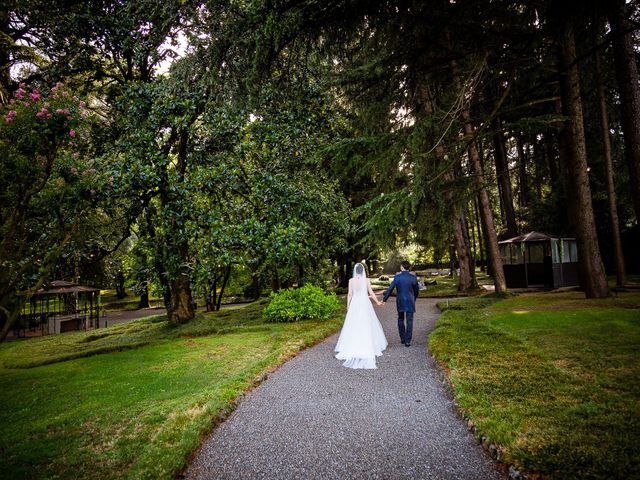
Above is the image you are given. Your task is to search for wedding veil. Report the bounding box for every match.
[352,262,368,297]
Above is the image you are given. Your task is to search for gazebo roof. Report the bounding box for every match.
[33,280,100,295]
[499,231,575,244]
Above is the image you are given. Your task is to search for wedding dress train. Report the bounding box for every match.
[334,263,387,369]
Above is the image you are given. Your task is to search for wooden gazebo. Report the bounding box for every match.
[15,280,101,337]
[499,232,579,288]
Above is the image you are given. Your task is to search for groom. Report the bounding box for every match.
[382,261,420,347]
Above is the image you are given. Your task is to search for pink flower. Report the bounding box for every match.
[72,96,78,101]
[14,88,25,99]
[80,111,88,118]
[19,82,26,88]
[23,102,30,107]
[79,101,86,109]
[62,91,69,97]
[29,90,41,102]
[46,113,53,119]
[72,153,79,159]
[5,116,13,123]
[6,110,17,118]
[69,129,76,137]
[36,111,46,118]
[56,108,65,114]
[70,167,78,174]
[67,116,73,120]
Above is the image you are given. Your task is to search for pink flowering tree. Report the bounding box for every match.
[0,83,100,341]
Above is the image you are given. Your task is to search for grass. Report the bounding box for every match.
[0,300,344,479]
[429,290,640,479]
[371,269,490,298]
[99,290,164,312]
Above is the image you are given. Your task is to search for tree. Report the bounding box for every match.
[557,15,609,298]
[492,117,518,237]
[608,0,640,223]
[0,83,103,340]
[595,38,626,287]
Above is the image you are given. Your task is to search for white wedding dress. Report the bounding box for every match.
[334,264,388,369]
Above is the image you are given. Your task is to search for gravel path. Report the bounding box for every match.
[185,298,504,480]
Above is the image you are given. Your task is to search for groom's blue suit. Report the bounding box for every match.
[383,270,420,345]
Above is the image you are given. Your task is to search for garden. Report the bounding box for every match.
[2,1,640,479]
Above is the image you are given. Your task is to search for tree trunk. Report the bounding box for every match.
[459,106,506,292]
[468,132,506,291]
[468,205,477,260]
[545,134,560,196]
[137,282,150,309]
[449,243,457,277]
[596,47,626,287]
[474,198,486,272]
[336,257,348,288]
[271,269,281,292]
[167,274,195,324]
[165,129,196,324]
[559,19,609,298]
[420,81,476,291]
[609,0,640,222]
[115,271,127,299]
[492,120,518,237]
[205,276,217,312]
[216,266,232,311]
[516,135,530,207]
[454,213,476,291]
[145,205,171,312]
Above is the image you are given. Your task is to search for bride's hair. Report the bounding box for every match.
[355,263,364,275]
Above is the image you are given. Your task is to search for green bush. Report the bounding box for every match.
[263,284,339,323]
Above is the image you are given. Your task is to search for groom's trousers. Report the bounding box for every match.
[398,311,414,344]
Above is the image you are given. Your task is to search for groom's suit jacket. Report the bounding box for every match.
[383,271,420,313]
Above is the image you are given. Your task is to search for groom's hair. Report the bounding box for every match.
[355,264,364,275]
[401,260,411,271]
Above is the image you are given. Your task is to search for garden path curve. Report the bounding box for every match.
[184,298,504,480]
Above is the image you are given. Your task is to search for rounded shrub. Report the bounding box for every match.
[263,284,339,323]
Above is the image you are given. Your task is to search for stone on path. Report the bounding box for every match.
[185,298,504,480]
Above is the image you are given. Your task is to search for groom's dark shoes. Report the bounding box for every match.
[405,342,411,347]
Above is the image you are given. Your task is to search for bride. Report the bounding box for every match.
[334,263,388,369]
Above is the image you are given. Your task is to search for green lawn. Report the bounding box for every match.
[417,272,488,298]
[372,269,490,298]
[0,300,343,479]
[99,290,164,312]
[430,290,640,479]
